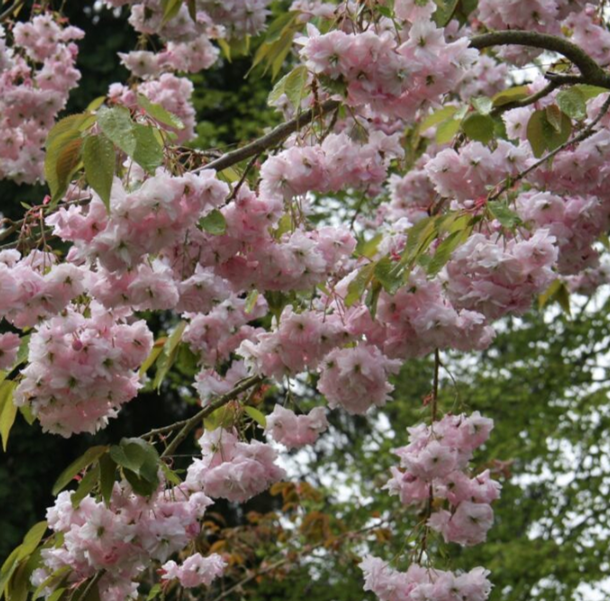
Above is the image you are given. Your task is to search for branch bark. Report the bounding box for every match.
[201,100,340,173]
[158,375,264,458]
[470,31,610,89]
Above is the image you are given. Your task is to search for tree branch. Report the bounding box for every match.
[158,375,264,458]
[470,31,610,89]
[201,100,340,173]
[489,93,610,201]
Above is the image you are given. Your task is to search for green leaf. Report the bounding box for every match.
[461,113,495,144]
[161,0,183,24]
[374,257,402,295]
[539,280,571,315]
[71,464,100,509]
[0,521,48,599]
[264,11,298,43]
[527,109,572,158]
[139,341,166,378]
[356,233,383,259]
[131,124,164,173]
[147,584,162,600]
[199,209,227,235]
[45,131,84,202]
[488,200,523,229]
[99,454,117,507]
[420,106,458,131]
[32,566,71,601]
[245,290,260,314]
[427,228,471,276]
[572,84,608,100]
[268,65,308,109]
[110,438,160,497]
[86,96,106,112]
[137,94,184,130]
[110,438,160,480]
[346,263,375,307]
[97,106,137,156]
[52,446,109,496]
[153,321,187,391]
[0,380,17,452]
[557,88,587,120]
[471,96,493,115]
[492,85,530,107]
[19,406,35,426]
[15,335,30,368]
[432,0,459,26]
[244,406,267,427]
[160,462,182,486]
[435,118,461,144]
[83,134,115,211]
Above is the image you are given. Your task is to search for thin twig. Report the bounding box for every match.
[159,375,264,458]
[198,100,340,174]
[489,93,610,201]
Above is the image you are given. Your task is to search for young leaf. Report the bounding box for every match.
[0,380,18,452]
[83,134,115,211]
[432,0,459,26]
[132,124,164,173]
[345,263,375,307]
[492,85,530,107]
[244,406,267,428]
[97,106,137,156]
[137,94,184,130]
[435,117,461,144]
[268,65,308,109]
[461,113,495,144]
[52,446,109,496]
[374,256,402,295]
[556,87,587,120]
[199,209,227,235]
[71,464,100,508]
[419,106,458,132]
[488,201,522,229]
[153,321,187,390]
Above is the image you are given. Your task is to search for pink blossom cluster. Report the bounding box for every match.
[238,306,349,379]
[317,344,401,415]
[185,428,286,502]
[342,269,495,359]
[444,230,558,320]
[264,404,329,449]
[386,412,500,547]
[188,185,356,292]
[162,553,226,588]
[104,0,271,40]
[119,37,219,78]
[260,131,404,201]
[47,170,228,271]
[34,479,213,600]
[565,5,610,67]
[425,141,532,205]
[184,293,267,367]
[360,556,492,601]
[516,191,610,275]
[0,332,20,371]
[0,250,85,328]
[299,21,477,119]
[0,15,83,183]
[13,305,153,436]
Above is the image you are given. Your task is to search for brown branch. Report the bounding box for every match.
[200,100,340,173]
[470,31,610,89]
[158,375,264,458]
